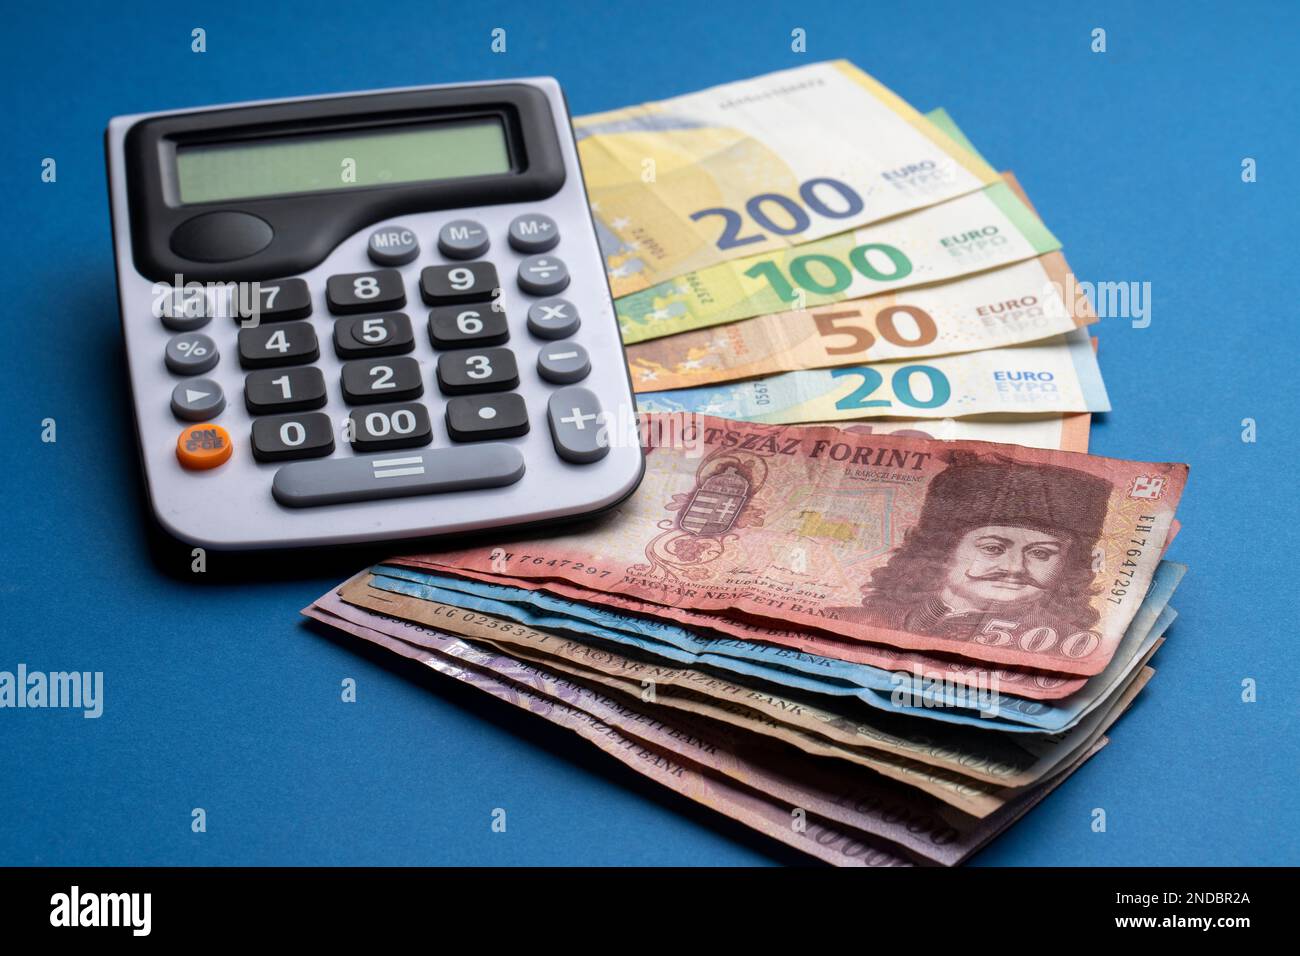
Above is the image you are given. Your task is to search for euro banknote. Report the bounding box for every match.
[575,61,999,297]
[337,570,1155,792]
[308,590,1113,864]
[367,561,1180,733]
[305,598,907,866]
[635,327,1110,424]
[624,251,1095,390]
[615,175,1058,343]
[397,414,1187,678]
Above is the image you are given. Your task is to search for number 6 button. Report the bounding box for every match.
[326,269,406,314]
[341,356,424,404]
[436,347,519,394]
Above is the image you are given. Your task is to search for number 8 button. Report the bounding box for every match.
[326,269,406,314]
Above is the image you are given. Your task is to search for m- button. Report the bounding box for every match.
[508,214,559,254]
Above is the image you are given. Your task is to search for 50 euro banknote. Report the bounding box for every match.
[400,414,1187,678]
[635,328,1110,424]
[625,251,1096,391]
[615,175,1058,343]
[576,60,998,297]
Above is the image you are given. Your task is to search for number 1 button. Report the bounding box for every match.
[327,269,406,315]
[341,356,424,405]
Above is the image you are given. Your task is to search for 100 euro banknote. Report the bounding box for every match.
[576,60,998,297]
[402,414,1187,678]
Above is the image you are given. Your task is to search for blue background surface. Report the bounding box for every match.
[1,0,1297,866]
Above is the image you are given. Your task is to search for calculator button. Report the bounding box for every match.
[437,219,490,260]
[537,343,591,384]
[333,313,415,359]
[327,269,406,315]
[170,211,273,263]
[341,356,424,404]
[251,412,335,463]
[170,379,226,422]
[436,348,519,395]
[428,305,509,349]
[272,444,525,507]
[155,285,225,331]
[165,332,219,375]
[517,255,570,296]
[526,298,580,339]
[508,214,560,254]
[244,367,328,414]
[446,394,530,442]
[547,387,609,464]
[243,278,312,323]
[420,262,499,306]
[176,423,233,470]
[367,226,420,266]
[238,322,319,369]
[349,402,434,452]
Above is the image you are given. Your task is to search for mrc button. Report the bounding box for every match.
[170,211,273,263]
[368,226,420,266]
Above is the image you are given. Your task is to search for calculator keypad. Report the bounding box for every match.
[333,313,415,359]
[436,348,519,395]
[327,269,406,314]
[238,322,319,369]
[341,356,424,404]
[164,205,619,509]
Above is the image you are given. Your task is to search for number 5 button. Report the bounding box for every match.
[326,269,406,314]
[436,348,519,394]
[341,356,424,404]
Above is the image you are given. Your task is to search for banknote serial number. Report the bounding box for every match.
[1106,515,1158,604]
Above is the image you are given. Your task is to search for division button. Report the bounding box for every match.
[176,423,233,470]
[508,213,560,254]
[367,225,420,266]
[170,378,226,422]
[165,332,219,375]
[446,393,530,441]
[517,254,570,296]
[271,444,526,507]
[437,219,490,259]
[526,298,580,339]
[537,342,591,384]
[547,387,609,464]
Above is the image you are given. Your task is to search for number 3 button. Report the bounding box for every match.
[436,348,519,394]
[341,356,424,404]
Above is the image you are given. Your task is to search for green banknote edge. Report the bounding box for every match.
[923,107,989,166]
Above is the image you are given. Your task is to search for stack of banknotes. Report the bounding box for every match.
[305,63,1189,865]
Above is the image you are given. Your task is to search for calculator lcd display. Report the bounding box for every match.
[175,118,511,204]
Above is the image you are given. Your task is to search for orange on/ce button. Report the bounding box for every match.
[176,423,233,470]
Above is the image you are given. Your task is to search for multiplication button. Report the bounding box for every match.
[165,332,219,375]
[517,255,569,296]
[437,219,490,260]
[508,214,559,254]
[526,298,580,339]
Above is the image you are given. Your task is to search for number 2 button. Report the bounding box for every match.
[327,269,406,314]
[341,356,424,404]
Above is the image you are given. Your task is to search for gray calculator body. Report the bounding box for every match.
[105,77,643,549]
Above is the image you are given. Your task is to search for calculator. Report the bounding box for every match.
[104,78,644,549]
